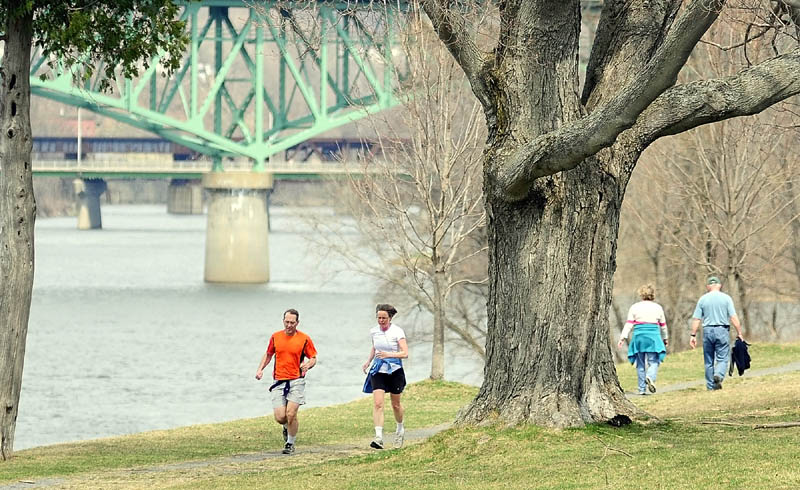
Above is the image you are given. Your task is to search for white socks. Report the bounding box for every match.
[287,434,296,444]
[376,423,404,438]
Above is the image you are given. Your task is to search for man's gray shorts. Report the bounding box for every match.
[270,378,306,409]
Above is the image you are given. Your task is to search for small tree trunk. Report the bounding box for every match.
[0,7,36,460]
[734,270,750,338]
[609,297,626,363]
[769,302,779,339]
[783,181,800,298]
[459,157,640,427]
[429,268,446,380]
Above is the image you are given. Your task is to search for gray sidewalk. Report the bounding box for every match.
[626,360,800,396]
[0,423,452,489]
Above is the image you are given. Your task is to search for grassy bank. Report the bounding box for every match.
[615,340,800,392]
[0,381,474,485]
[242,371,800,490]
[2,343,799,489]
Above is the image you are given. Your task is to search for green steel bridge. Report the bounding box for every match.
[22,0,605,282]
[31,156,363,180]
[30,0,406,172]
[28,0,605,176]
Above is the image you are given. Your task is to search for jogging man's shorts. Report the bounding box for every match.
[269,378,307,408]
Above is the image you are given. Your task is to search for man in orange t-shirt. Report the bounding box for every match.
[255,309,317,455]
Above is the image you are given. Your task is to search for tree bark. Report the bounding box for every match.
[0,6,35,460]
[458,154,641,427]
[448,0,651,427]
[733,269,750,338]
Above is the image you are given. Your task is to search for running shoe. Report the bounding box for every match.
[282,442,295,455]
[370,437,384,449]
[393,432,404,448]
[645,377,656,393]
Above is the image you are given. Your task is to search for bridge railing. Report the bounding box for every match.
[31,158,362,175]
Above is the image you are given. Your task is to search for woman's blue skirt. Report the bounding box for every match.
[627,324,666,364]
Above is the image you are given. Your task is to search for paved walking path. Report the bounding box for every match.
[625,360,800,397]
[0,423,451,489]
[5,361,800,489]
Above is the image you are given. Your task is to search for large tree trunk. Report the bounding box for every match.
[424,0,800,427]
[0,6,35,460]
[453,1,641,426]
[459,155,640,427]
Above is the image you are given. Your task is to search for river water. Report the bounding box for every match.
[17,204,483,450]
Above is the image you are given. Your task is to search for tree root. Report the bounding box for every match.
[456,386,645,428]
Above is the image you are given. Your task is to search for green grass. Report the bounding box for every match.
[183,371,800,490]
[0,381,472,484]
[615,340,800,393]
[2,343,799,489]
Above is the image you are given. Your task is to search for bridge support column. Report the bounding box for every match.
[73,178,107,230]
[202,172,273,283]
[167,179,204,214]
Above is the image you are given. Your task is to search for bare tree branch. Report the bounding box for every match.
[583,0,683,109]
[496,0,726,201]
[419,0,495,111]
[636,48,800,142]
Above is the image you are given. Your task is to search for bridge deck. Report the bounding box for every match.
[32,159,363,179]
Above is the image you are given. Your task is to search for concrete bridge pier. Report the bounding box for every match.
[202,172,273,283]
[167,179,204,214]
[73,178,107,230]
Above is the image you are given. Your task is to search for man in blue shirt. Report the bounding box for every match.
[690,276,745,390]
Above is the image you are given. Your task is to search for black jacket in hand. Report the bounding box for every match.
[729,338,751,376]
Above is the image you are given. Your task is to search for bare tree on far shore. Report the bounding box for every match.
[614,14,800,346]
[308,12,488,379]
[615,151,699,352]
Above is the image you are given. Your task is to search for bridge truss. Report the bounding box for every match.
[30,0,405,171]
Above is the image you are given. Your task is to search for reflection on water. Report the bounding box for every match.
[18,205,482,450]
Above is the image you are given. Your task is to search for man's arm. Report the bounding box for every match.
[300,356,316,376]
[255,350,274,380]
[689,318,701,349]
[730,314,744,340]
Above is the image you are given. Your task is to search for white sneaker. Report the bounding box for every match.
[369,437,384,449]
[393,432,404,448]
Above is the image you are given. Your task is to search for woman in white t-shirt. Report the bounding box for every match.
[361,303,408,450]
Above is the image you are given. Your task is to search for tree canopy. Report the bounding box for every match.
[1,1,187,90]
